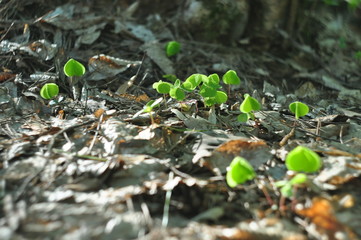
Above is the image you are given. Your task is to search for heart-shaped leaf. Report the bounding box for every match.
[153,81,172,94]
[289,101,309,119]
[215,91,228,104]
[226,157,256,187]
[240,94,261,113]
[222,70,240,85]
[40,83,59,100]
[64,59,86,77]
[286,146,322,173]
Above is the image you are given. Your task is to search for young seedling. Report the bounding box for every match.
[222,70,240,85]
[200,74,228,107]
[63,58,86,99]
[40,83,59,100]
[182,73,206,91]
[226,156,256,188]
[153,80,174,108]
[153,73,229,111]
[222,70,241,95]
[169,79,186,101]
[276,146,320,212]
[275,172,309,212]
[165,41,181,57]
[153,80,172,94]
[286,146,322,173]
[237,94,261,122]
[134,97,162,125]
[275,173,308,198]
[289,101,309,120]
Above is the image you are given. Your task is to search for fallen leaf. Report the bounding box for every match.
[296,197,357,239]
[203,138,271,174]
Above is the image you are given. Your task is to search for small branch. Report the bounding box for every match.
[279,127,295,147]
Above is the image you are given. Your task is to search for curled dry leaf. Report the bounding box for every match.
[203,138,272,174]
[88,54,141,81]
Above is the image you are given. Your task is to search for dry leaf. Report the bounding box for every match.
[204,139,271,174]
[296,197,357,239]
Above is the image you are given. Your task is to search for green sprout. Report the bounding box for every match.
[40,83,59,100]
[286,146,322,173]
[153,78,186,102]
[222,70,240,85]
[222,70,241,95]
[226,157,256,188]
[153,72,232,108]
[275,173,308,198]
[199,73,227,106]
[169,79,186,101]
[182,74,206,91]
[140,98,162,125]
[63,58,86,99]
[153,80,172,94]
[289,172,308,185]
[289,101,309,119]
[143,99,160,113]
[200,74,220,95]
[237,94,261,122]
[64,59,86,77]
[165,41,181,57]
[214,90,228,104]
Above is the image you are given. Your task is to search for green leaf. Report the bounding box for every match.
[203,97,216,106]
[280,183,293,197]
[247,112,255,121]
[169,87,185,101]
[165,41,181,57]
[289,101,309,119]
[222,70,240,85]
[143,98,162,113]
[200,84,217,98]
[162,74,178,82]
[182,74,207,91]
[40,83,59,100]
[226,157,256,188]
[215,91,228,104]
[173,79,182,88]
[290,173,308,185]
[240,94,261,113]
[286,146,322,173]
[63,59,86,77]
[153,81,172,94]
[203,74,220,89]
[274,180,288,188]
[143,100,155,113]
[237,113,249,122]
[208,73,220,85]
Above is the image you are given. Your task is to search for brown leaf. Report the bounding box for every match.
[296,197,357,239]
[204,139,271,174]
[0,72,16,83]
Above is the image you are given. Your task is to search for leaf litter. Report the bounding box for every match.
[1,1,361,240]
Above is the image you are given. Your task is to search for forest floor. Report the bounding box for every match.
[1,1,361,239]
